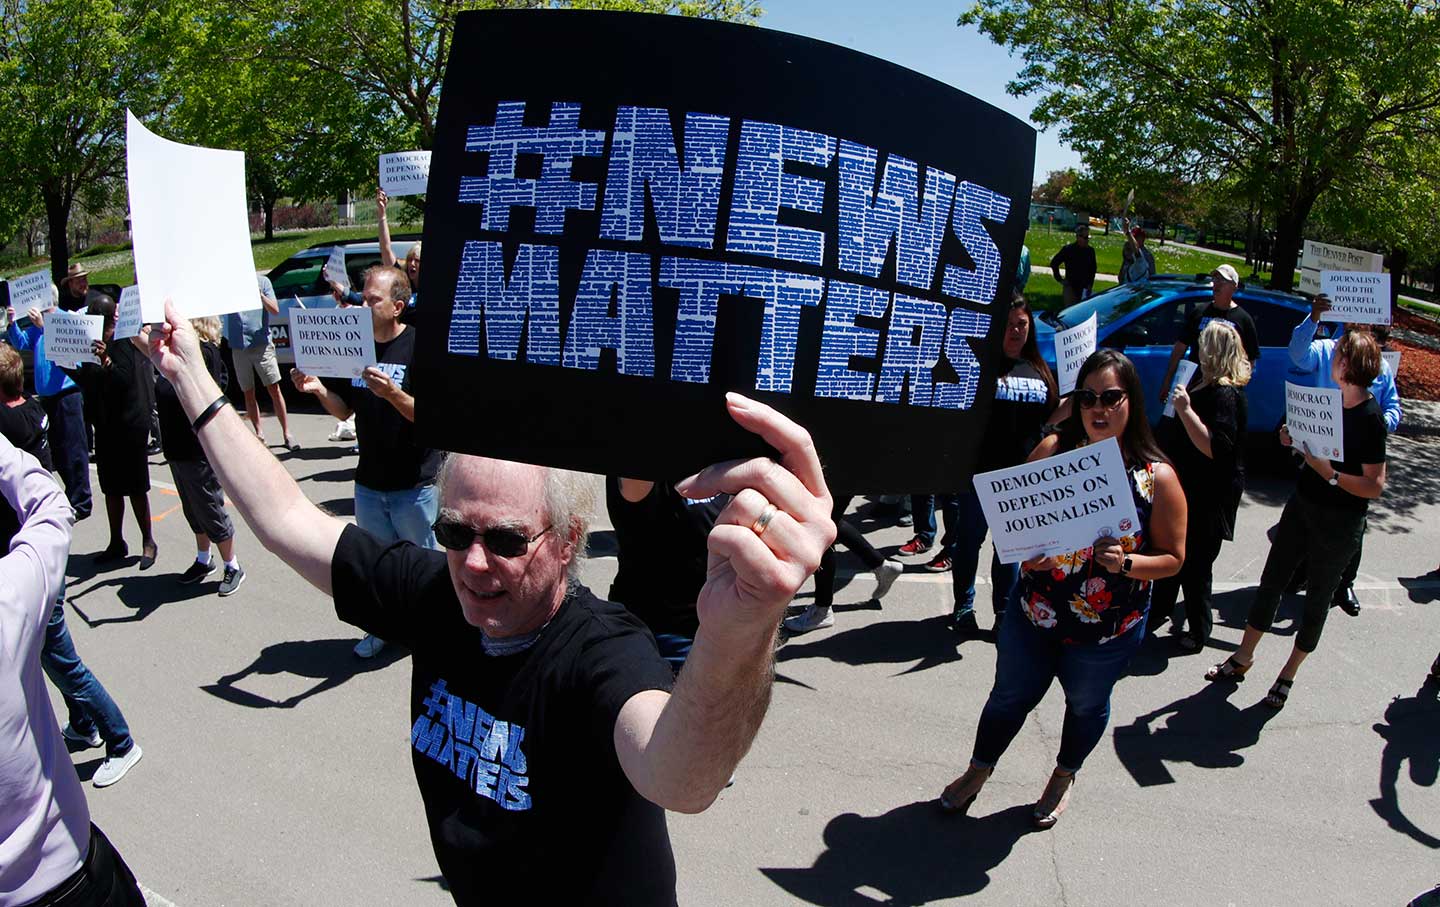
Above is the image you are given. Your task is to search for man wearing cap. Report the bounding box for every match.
[1049,224,1098,306]
[1159,263,1260,404]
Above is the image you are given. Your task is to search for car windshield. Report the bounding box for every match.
[269,254,328,297]
[1042,284,1174,331]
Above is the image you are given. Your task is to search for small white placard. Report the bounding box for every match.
[1163,360,1199,417]
[379,150,432,197]
[973,436,1142,565]
[6,267,52,313]
[1320,271,1391,325]
[290,309,376,378]
[1285,381,1345,460]
[126,111,258,322]
[1055,312,1098,396]
[114,286,143,340]
[323,246,350,293]
[46,310,103,367]
[1382,350,1401,379]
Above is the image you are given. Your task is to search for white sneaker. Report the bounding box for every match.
[873,558,904,600]
[329,423,356,442]
[93,744,143,788]
[353,634,386,658]
[62,723,101,749]
[783,606,834,634]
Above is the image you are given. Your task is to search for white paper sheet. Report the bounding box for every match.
[1382,350,1401,379]
[46,310,103,367]
[1055,312,1097,396]
[6,267,52,314]
[290,309,377,378]
[379,150,432,197]
[1163,360,1199,417]
[126,110,258,322]
[323,246,350,293]
[1285,381,1345,460]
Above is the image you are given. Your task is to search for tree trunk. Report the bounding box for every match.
[1269,208,1308,292]
[42,185,71,287]
[263,196,277,241]
[1387,249,1408,314]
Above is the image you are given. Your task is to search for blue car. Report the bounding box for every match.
[1033,274,1319,432]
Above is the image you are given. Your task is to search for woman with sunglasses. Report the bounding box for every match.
[940,349,1185,829]
[1150,320,1250,651]
[1206,330,1387,709]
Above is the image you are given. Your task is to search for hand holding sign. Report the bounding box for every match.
[1055,313,1098,397]
[1162,360,1198,417]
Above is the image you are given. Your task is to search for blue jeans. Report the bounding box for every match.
[41,597,134,757]
[41,390,93,519]
[972,597,1144,773]
[911,493,959,549]
[354,482,439,549]
[653,633,693,676]
[950,491,1021,616]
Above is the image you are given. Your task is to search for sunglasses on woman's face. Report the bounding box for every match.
[432,519,552,557]
[1076,388,1128,409]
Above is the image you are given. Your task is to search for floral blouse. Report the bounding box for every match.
[1017,461,1158,646]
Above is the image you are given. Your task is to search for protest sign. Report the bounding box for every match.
[323,246,350,293]
[127,112,258,322]
[290,309,377,378]
[412,10,1036,490]
[1285,381,1344,460]
[1382,350,1401,379]
[4,268,52,313]
[1163,360,1198,417]
[973,436,1141,564]
[380,151,432,197]
[1319,270,1391,325]
[113,286,144,340]
[46,310,102,367]
[1299,240,1382,296]
[1055,313,1097,396]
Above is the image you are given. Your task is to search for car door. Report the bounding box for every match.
[1101,293,1206,422]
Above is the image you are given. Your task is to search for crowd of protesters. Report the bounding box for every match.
[3,231,1436,907]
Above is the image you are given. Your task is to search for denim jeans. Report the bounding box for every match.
[910,494,959,551]
[652,633,693,676]
[41,598,134,757]
[972,596,1145,773]
[354,482,439,549]
[41,390,93,519]
[950,490,1022,616]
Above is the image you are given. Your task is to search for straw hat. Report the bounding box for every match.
[62,263,89,284]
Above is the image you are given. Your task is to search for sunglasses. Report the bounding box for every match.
[1076,388,1128,409]
[432,519,552,557]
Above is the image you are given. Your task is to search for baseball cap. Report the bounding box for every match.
[1210,264,1239,284]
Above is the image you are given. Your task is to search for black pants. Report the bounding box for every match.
[1247,493,1365,653]
[1290,527,1366,598]
[40,390,93,519]
[25,824,144,907]
[814,495,885,610]
[1148,523,1225,645]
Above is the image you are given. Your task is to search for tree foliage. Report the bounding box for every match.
[960,0,1440,291]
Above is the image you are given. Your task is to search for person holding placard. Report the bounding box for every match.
[1158,264,1259,404]
[940,350,1185,828]
[292,267,438,660]
[1207,331,1387,710]
[224,275,298,450]
[65,295,158,569]
[334,190,422,325]
[1150,321,1250,650]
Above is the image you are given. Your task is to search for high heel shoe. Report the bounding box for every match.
[1032,769,1076,829]
[938,764,992,815]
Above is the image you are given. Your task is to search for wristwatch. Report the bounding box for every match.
[1328,471,1340,486]
[1121,555,1134,575]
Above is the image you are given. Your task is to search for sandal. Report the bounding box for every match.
[1032,769,1076,829]
[939,764,992,815]
[1205,655,1251,683]
[1264,678,1293,710]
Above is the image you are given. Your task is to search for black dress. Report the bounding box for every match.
[72,340,155,496]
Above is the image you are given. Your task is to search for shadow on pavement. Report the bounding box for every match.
[68,574,218,626]
[760,800,1034,905]
[318,498,357,517]
[1369,433,1440,533]
[304,468,357,485]
[1212,587,1303,637]
[1369,677,1440,849]
[778,615,961,677]
[201,638,407,709]
[1398,571,1440,604]
[277,445,354,462]
[1111,682,1279,787]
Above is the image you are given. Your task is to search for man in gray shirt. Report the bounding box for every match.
[225,275,297,450]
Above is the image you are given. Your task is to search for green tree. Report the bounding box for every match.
[959,0,1440,291]
[1032,167,1077,204]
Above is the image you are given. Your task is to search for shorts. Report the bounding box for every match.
[169,458,234,542]
[232,341,281,392]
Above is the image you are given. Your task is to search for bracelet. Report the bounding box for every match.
[191,396,231,433]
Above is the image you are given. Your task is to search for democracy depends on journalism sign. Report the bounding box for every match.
[414,11,1035,489]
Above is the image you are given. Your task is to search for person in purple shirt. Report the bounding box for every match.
[0,434,145,906]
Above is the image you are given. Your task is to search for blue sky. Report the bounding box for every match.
[758,0,1081,185]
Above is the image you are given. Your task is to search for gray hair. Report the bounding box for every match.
[435,455,597,578]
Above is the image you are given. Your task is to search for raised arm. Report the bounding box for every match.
[134,302,345,595]
[377,189,396,268]
[613,394,834,813]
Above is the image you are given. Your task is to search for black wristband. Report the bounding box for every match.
[191,396,231,433]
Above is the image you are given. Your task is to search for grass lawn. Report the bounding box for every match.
[1021,279,1120,314]
[1025,224,1271,283]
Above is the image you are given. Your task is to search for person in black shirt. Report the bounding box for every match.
[1159,263,1260,405]
[293,266,439,659]
[1049,224,1098,306]
[1151,321,1250,650]
[1206,331,1387,709]
[134,300,834,905]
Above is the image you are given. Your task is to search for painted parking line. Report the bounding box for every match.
[140,884,178,907]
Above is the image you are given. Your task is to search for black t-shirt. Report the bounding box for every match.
[975,359,1055,474]
[0,396,53,547]
[156,341,226,462]
[1297,395,1386,515]
[71,340,155,441]
[1180,303,1260,363]
[330,525,678,906]
[1159,383,1248,540]
[606,479,727,639]
[324,326,439,491]
[1050,242,1097,291]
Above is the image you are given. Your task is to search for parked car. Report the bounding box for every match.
[262,235,419,365]
[1033,274,1321,432]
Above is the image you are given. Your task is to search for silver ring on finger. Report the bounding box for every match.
[751,503,778,537]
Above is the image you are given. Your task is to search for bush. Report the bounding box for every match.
[249,202,338,233]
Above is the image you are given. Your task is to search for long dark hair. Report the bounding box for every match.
[1009,294,1058,404]
[1058,349,1168,466]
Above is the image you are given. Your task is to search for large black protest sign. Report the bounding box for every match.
[414,10,1035,490]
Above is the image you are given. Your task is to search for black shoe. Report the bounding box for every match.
[1336,586,1361,617]
[177,559,216,585]
[950,609,981,637]
[94,542,128,563]
[218,564,246,597]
